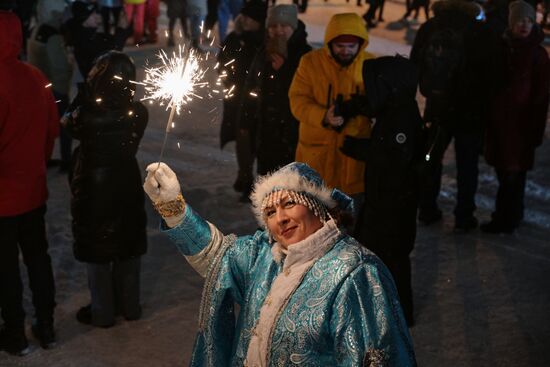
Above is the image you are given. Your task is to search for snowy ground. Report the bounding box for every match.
[3,1,550,366]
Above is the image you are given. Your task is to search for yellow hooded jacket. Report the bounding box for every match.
[289,13,374,195]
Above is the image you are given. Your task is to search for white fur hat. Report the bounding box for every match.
[250,162,354,227]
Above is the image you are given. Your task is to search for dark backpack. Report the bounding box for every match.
[418,25,466,101]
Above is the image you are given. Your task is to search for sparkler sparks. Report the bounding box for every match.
[141,45,209,164]
[142,46,208,115]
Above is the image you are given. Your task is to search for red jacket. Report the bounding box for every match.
[0,11,59,216]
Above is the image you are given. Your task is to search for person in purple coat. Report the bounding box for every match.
[482,0,550,234]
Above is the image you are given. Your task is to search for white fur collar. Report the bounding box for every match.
[271,219,341,268]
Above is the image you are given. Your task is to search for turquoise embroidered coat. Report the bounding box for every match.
[163,205,416,366]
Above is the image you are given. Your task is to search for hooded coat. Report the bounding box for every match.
[351,56,425,258]
[485,27,550,172]
[250,20,312,175]
[64,62,148,263]
[289,13,374,195]
[0,11,59,217]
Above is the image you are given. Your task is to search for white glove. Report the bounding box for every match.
[143,162,181,204]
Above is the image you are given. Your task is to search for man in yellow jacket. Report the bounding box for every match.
[289,13,373,198]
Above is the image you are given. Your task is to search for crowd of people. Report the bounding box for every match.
[0,0,548,364]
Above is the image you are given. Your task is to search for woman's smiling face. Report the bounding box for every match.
[265,192,323,248]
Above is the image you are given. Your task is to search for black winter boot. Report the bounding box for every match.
[0,325,30,356]
[31,319,56,349]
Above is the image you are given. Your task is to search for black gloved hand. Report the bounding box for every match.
[332,93,369,132]
[343,93,369,119]
[339,135,370,161]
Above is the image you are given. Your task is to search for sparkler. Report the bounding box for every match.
[141,45,208,165]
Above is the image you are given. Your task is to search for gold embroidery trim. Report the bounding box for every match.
[153,193,186,217]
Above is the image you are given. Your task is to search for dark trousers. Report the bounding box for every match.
[292,0,308,12]
[100,6,123,35]
[492,170,526,228]
[205,0,219,30]
[168,16,189,40]
[381,253,413,325]
[53,91,72,166]
[235,128,255,191]
[0,206,56,329]
[364,0,385,22]
[363,0,380,22]
[86,257,141,326]
[420,127,482,222]
[355,197,417,325]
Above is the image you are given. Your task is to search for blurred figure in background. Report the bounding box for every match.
[144,0,159,43]
[292,0,308,13]
[204,0,219,35]
[165,0,189,47]
[0,10,59,355]
[482,0,549,233]
[217,0,243,40]
[252,5,312,175]
[98,0,124,34]
[484,0,511,36]
[27,0,74,172]
[401,0,430,24]
[63,1,132,79]
[218,0,267,202]
[187,0,207,49]
[410,0,500,232]
[363,0,387,28]
[14,0,37,57]
[124,0,146,44]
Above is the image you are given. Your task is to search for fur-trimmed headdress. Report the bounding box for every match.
[250,162,354,227]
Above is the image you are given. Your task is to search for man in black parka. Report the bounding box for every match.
[409,0,500,231]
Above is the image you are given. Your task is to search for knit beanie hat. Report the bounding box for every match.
[266,4,298,30]
[250,162,354,228]
[508,0,535,27]
[240,0,267,25]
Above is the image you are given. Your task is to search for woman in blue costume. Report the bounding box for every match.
[143,161,416,366]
